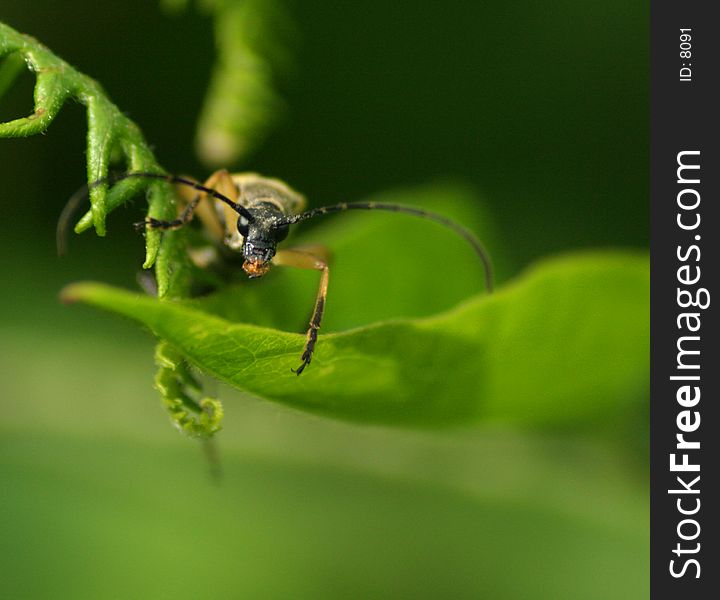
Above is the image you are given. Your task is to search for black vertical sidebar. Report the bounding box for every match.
[651,1,719,598]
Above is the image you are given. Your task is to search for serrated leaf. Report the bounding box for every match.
[62,251,649,428]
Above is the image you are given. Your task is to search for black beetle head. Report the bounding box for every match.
[237,204,289,278]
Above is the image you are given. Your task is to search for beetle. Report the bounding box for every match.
[59,170,493,374]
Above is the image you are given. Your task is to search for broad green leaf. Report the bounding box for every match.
[62,250,649,428]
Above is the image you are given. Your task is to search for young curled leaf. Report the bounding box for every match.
[155,341,224,439]
[0,69,69,137]
[0,21,183,292]
[192,0,295,166]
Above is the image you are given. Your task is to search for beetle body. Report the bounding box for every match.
[195,173,306,277]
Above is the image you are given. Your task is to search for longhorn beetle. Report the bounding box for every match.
[58,170,493,374]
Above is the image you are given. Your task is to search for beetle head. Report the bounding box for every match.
[236,204,290,278]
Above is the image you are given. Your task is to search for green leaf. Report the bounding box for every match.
[61,250,649,428]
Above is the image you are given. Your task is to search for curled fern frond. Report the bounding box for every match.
[154,341,224,439]
[0,21,185,294]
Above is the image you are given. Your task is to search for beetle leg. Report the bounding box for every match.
[134,194,202,231]
[273,247,331,375]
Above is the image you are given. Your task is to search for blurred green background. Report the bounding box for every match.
[1,1,648,599]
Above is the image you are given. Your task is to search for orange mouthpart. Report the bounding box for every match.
[242,259,271,277]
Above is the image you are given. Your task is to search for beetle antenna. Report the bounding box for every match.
[57,172,255,256]
[115,173,255,221]
[278,202,494,292]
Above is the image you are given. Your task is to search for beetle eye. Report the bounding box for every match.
[273,224,289,242]
[237,216,250,237]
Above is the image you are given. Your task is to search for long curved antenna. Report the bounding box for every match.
[56,172,255,256]
[278,202,494,292]
[116,173,254,220]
